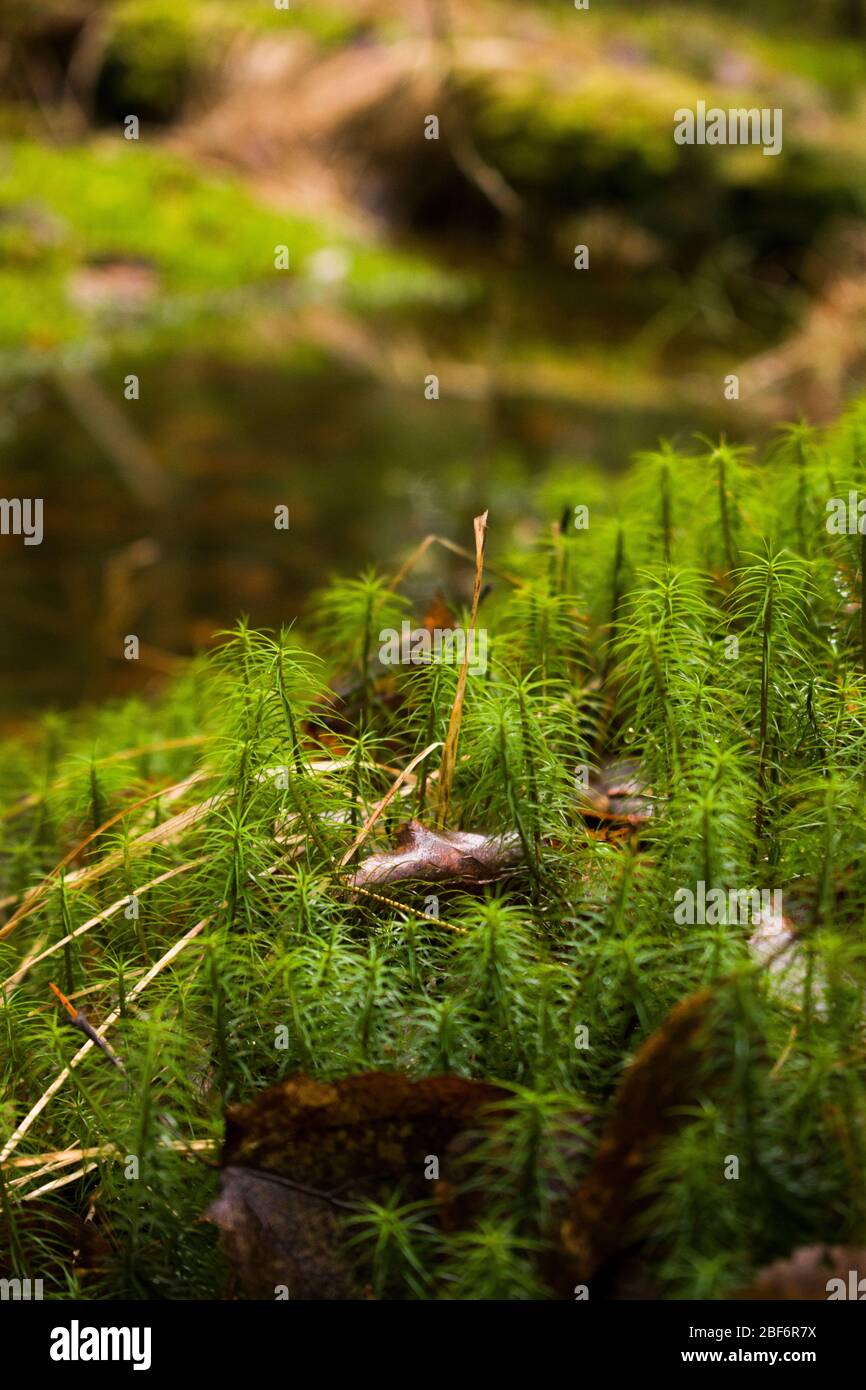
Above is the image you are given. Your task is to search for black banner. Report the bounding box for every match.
[4,1297,862,1377]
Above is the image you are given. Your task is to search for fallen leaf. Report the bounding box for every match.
[207,1166,357,1300]
[734,1245,866,1299]
[577,760,654,829]
[350,819,524,890]
[749,903,826,1015]
[207,1071,505,1298]
[422,590,458,633]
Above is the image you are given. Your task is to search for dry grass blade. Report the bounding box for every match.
[9,1150,108,1189]
[0,776,214,941]
[435,510,488,827]
[15,792,225,915]
[7,1139,217,1194]
[5,1138,216,1174]
[7,1146,112,1171]
[387,529,518,592]
[22,1162,99,1201]
[1,857,207,995]
[338,740,442,868]
[0,916,209,1164]
[65,793,226,893]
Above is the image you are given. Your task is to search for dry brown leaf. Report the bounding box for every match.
[422,590,459,633]
[350,818,523,890]
[577,760,654,829]
[207,1166,358,1301]
[734,1245,866,1300]
[207,1071,506,1299]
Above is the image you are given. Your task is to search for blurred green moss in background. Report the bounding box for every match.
[2,0,866,710]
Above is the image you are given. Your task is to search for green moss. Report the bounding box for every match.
[0,139,469,362]
[3,408,866,1298]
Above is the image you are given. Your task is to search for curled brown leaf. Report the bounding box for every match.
[350,818,524,891]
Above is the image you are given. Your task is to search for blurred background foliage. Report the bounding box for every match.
[2,0,866,711]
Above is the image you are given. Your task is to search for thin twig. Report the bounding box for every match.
[49,982,126,1071]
